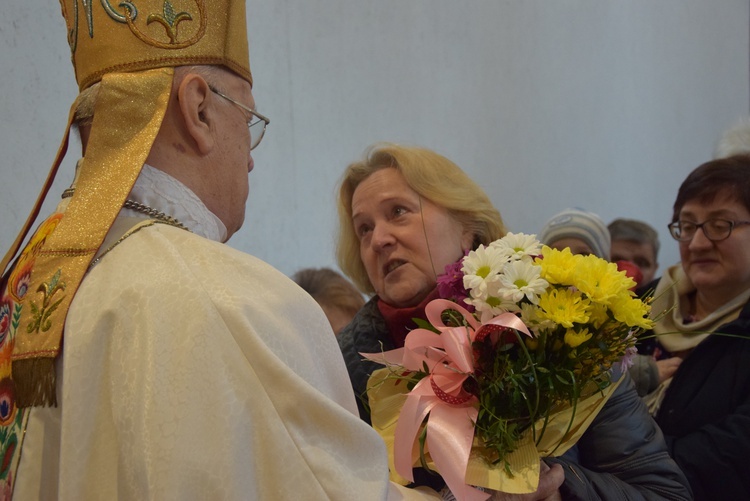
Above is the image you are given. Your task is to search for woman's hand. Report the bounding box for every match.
[656,357,683,383]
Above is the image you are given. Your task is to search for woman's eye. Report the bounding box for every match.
[393,206,407,217]
[357,225,372,237]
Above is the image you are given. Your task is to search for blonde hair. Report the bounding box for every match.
[336,143,506,294]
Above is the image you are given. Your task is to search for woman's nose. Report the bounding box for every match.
[371,223,396,251]
[687,226,713,249]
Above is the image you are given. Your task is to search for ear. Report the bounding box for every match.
[176,73,214,155]
[460,227,474,253]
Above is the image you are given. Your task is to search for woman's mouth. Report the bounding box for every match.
[383,260,406,277]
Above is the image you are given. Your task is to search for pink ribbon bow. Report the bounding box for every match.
[363,299,532,501]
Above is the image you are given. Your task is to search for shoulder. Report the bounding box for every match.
[66,223,359,408]
[70,223,336,368]
[337,297,390,354]
[88,223,302,302]
[735,298,750,322]
[707,298,750,341]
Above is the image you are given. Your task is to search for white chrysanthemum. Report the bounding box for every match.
[489,232,543,262]
[462,245,506,297]
[466,279,519,319]
[498,259,549,304]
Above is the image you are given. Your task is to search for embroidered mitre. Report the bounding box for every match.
[0,0,252,408]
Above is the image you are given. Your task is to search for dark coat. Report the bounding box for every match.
[338,297,693,500]
[654,300,750,501]
[337,297,390,425]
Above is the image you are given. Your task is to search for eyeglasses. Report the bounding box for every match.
[668,218,750,242]
[210,88,270,150]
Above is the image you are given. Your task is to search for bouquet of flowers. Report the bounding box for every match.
[362,233,652,501]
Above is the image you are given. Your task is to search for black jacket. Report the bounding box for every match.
[654,300,750,501]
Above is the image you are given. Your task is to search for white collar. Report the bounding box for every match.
[124,164,228,242]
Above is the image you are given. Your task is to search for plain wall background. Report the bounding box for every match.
[1,1,748,285]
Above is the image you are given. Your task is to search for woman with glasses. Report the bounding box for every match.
[639,154,750,500]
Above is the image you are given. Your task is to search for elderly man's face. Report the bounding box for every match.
[203,71,256,238]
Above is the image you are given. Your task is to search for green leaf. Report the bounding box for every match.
[413,318,439,333]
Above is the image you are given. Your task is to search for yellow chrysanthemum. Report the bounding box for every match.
[537,287,590,328]
[586,302,610,329]
[609,293,653,330]
[537,246,581,286]
[572,257,634,305]
[564,327,593,348]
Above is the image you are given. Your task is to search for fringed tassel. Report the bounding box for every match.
[12,358,57,408]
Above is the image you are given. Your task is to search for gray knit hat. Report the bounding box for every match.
[539,208,611,259]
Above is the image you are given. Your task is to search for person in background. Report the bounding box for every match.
[538,208,611,259]
[336,143,691,500]
[0,3,449,499]
[292,267,365,335]
[608,218,669,396]
[539,209,644,287]
[638,154,750,500]
[608,218,660,286]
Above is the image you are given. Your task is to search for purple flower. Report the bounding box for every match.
[437,257,471,308]
[618,345,638,372]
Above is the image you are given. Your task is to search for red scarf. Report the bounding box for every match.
[377,288,441,348]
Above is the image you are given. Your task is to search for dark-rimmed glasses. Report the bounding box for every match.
[668,219,750,242]
[210,87,270,150]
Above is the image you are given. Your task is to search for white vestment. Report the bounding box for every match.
[13,166,438,501]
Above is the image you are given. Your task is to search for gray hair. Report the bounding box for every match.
[607,218,660,256]
[73,65,227,128]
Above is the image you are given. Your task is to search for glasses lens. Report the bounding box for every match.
[705,219,732,241]
[249,118,267,150]
[671,221,696,241]
[669,222,685,240]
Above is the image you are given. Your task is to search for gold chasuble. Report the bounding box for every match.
[0,0,252,495]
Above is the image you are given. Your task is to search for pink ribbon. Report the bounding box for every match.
[363,299,533,501]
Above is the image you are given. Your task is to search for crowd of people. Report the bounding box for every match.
[531,165,750,500]
[0,1,747,500]
[334,144,692,499]
[329,143,750,501]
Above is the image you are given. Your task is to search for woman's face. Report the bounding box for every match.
[351,168,472,308]
[678,193,750,301]
[549,237,596,257]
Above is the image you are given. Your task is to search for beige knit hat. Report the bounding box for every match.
[539,208,611,259]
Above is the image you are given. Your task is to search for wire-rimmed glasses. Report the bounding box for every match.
[210,88,270,150]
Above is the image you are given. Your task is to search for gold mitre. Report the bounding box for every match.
[1,0,254,408]
[60,0,252,90]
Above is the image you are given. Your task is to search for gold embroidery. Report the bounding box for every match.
[147,1,193,44]
[67,1,204,53]
[125,1,206,50]
[101,0,139,24]
[26,271,66,334]
[67,0,140,53]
